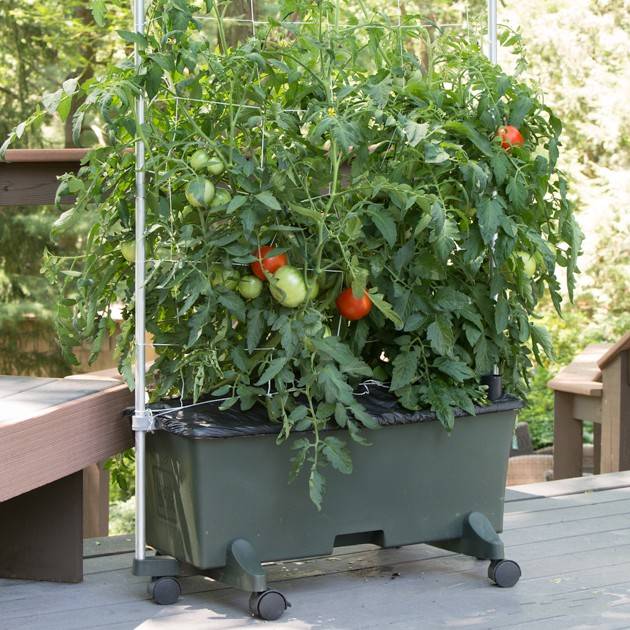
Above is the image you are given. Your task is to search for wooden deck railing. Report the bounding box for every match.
[0,148,88,206]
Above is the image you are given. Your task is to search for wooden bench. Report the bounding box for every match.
[548,331,630,480]
[0,376,133,582]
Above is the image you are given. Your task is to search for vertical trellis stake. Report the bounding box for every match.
[487,0,501,385]
[488,0,498,64]
[132,0,148,564]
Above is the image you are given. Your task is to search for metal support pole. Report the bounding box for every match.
[487,0,500,384]
[133,0,147,563]
[487,0,498,65]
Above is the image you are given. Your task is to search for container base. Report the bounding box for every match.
[135,512,519,618]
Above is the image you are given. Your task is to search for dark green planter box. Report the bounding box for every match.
[144,397,521,574]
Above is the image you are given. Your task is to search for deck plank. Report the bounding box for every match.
[509,471,630,497]
[0,378,117,423]
[2,483,630,629]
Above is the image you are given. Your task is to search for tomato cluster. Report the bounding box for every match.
[208,245,373,320]
[183,149,232,217]
[180,147,375,321]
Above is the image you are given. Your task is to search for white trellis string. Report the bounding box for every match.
[190,15,468,30]
[148,379,387,419]
[156,95,307,114]
[144,6,478,414]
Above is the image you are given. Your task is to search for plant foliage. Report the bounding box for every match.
[5,0,581,507]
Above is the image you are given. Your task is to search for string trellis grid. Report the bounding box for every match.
[137,0,484,415]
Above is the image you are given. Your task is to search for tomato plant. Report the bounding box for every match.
[9,0,582,508]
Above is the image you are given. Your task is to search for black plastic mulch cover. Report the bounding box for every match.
[138,384,522,440]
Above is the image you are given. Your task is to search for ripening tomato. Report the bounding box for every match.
[497,125,525,150]
[336,288,372,320]
[270,266,307,308]
[185,177,215,207]
[251,245,288,280]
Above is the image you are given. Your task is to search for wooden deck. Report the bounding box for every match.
[2,473,630,629]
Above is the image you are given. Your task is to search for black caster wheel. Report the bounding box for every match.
[488,559,521,588]
[149,576,181,605]
[249,589,290,621]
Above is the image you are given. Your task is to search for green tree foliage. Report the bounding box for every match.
[0,0,128,376]
[503,0,630,446]
[520,213,629,448]
[0,0,129,144]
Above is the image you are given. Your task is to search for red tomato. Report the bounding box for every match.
[497,125,525,150]
[251,245,288,280]
[336,288,372,320]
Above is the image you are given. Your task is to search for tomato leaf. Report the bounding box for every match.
[309,467,325,510]
[434,357,475,382]
[322,437,352,474]
[254,356,288,386]
[477,196,506,245]
[390,350,418,390]
[255,190,282,211]
[427,316,454,356]
[367,290,404,329]
[404,120,429,147]
[368,208,397,247]
[90,0,106,26]
[312,337,372,377]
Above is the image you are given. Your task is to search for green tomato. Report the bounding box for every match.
[210,188,232,208]
[238,275,263,300]
[223,269,240,290]
[120,241,135,263]
[207,156,225,176]
[180,204,200,224]
[189,149,210,172]
[515,251,537,278]
[306,277,320,300]
[185,177,215,208]
[270,265,307,308]
[209,264,239,290]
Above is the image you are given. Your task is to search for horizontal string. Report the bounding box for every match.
[156,95,307,114]
[190,15,468,30]
[148,378,388,419]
